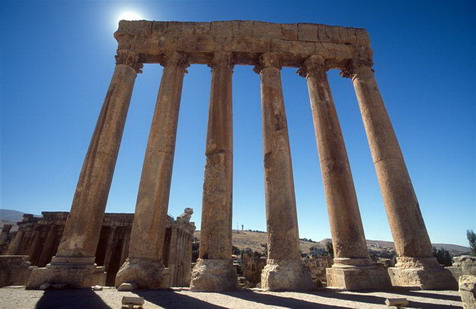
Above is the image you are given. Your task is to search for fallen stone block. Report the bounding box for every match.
[122,296,144,309]
[385,297,409,307]
[92,285,103,291]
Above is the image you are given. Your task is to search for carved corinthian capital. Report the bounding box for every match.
[340,58,374,79]
[297,55,327,78]
[115,49,143,73]
[253,53,282,73]
[160,51,190,72]
[209,51,234,70]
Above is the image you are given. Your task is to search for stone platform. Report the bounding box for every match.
[0,286,463,309]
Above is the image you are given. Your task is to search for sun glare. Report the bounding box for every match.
[117,11,143,22]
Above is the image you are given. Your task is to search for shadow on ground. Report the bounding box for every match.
[223,290,352,309]
[298,289,462,309]
[36,289,111,309]
[135,290,228,309]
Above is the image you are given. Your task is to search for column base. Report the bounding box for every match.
[261,259,315,291]
[388,257,457,290]
[326,258,391,290]
[115,257,170,289]
[190,258,237,291]
[25,256,106,289]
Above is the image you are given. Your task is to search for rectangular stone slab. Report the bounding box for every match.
[114,20,372,68]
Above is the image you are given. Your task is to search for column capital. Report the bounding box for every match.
[297,55,327,78]
[209,51,234,70]
[340,58,374,79]
[253,53,282,73]
[115,50,143,73]
[160,51,190,72]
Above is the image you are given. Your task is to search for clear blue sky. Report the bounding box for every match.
[1,1,475,247]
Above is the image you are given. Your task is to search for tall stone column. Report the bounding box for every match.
[254,53,314,291]
[299,55,390,290]
[190,51,237,291]
[343,59,455,289]
[115,51,189,289]
[26,50,141,289]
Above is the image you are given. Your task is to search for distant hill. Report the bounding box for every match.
[0,209,39,232]
[0,209,26,223]
[194,230,471,255]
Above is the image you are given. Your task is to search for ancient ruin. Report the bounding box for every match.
[1,210,194,288]
[2,20,456,291]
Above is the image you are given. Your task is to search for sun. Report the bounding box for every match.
[117,11,143,22]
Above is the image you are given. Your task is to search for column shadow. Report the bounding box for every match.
[222,290,352,309]
[311,290,462,309]
[391,289,462,302]
[35,289,111,309]
[134,290,228,309]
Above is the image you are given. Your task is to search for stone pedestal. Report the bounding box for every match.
[255,53,314,291]
[26,256,105,289]
[26,51,140,289]
[190,259,237,291]
[326,258,390,290]
[115,257,169,289]
[261,259,315,291]
[388,257,457,290]
[190,52,236,291]
[115,51,188,289]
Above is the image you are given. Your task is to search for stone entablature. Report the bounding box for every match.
[114,20,371,68]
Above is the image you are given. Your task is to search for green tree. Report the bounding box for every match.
[467,229,476,256]
[432,247,452,266]
[325,241,334,258]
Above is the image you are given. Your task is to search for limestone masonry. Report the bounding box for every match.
[1,20,458,291]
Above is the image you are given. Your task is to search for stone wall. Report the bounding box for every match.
[2,210,195,287]
[304,256,333,286]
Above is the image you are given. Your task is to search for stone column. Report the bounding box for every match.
[26,49,142,289]
[298,55,390,290]
[190,51,237,292]
[37,226,57,267]
[115,51,189,289]
[343,59,455,289]
[254,53,314,291]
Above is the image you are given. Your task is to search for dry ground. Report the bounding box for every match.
[0,286,463,309]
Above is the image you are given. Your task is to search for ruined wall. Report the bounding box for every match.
[3,210,195,287]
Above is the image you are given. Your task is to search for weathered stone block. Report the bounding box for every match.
[261,259,315,291]
[115,257,169,289]
[190,259,237,292]
[0,255,35,287]
[459,275,476,309]
[326,265,391,290]
[388,257,458,290]
[297,23,318,42]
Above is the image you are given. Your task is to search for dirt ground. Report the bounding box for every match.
[0,286,463,309]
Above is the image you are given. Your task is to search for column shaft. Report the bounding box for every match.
[300,56,368,259]
[259,56,300,261]
[129,52,187,259]
[190,52,236,292]
[199,52,233,260]
[56,55,139,258]
[256,53,314,291]
[116,51,188,289]
[26,50,141,289]
[347,61,433,258]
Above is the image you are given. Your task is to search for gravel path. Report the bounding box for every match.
[0,286,463,309]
